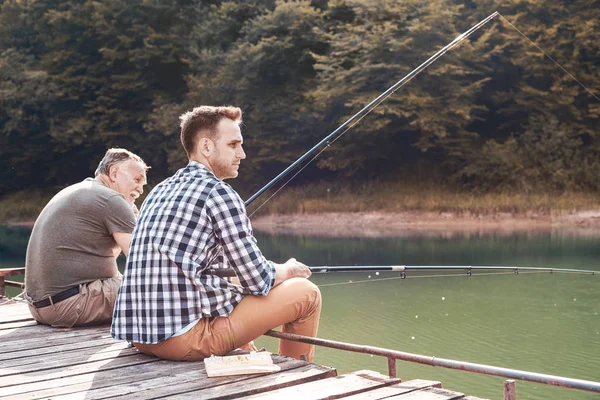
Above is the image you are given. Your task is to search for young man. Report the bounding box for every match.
[25,148,148,328]
[112,106,321,362]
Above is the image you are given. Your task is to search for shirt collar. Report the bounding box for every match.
[186,160,218,179]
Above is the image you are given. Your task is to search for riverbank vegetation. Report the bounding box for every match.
[1,0,598,217]
[248,181,600,216]
[0,190,55,224]
[3,180,598,225]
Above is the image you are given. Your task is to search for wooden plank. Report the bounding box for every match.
[0,345,136,376]
[0,358,185,399]
[162,362,338,400]
[0,326,48,339]
[0,307,29,317]
[0,301,29,313]
[55,357,323,400]
[0,340,131,369]
[0,351,158,390]
[0,336,118,362]
[0,328,113,353]
[0,304,33,323]
[235,369,400,400]
[341,379,443,400]
[81,356,307,400]
[56,369,212,400]
[0,321,107,340]
[0,315,32,324]
[0,320,38,330]
[0,325,109,345]
[17,355,311,400]
[386,387,466,399]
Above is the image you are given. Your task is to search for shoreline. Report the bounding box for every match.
[6,209,600,238]
[250,210,600,237]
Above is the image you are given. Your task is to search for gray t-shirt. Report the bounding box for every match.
[25,178,136,300]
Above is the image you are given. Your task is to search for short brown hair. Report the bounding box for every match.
[94,148,148,177]
[179,106,242,157]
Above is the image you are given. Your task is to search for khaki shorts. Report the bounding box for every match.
[27,275,122,328]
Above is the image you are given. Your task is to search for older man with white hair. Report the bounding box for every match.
[25,148,148,328]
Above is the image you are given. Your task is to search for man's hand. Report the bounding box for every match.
[132,203,140,218]
[273,258,311,286]
[283,258,311,279]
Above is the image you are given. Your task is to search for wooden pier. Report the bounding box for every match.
[0,300,487,399]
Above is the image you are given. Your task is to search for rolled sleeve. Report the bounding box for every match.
[208,183,275,295]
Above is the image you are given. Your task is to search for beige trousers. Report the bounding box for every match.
[134,277,322,362]
[28,275,122,328]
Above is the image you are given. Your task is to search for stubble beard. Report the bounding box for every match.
[212,157,238,180]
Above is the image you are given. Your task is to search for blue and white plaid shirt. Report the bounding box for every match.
[111,161,276,344]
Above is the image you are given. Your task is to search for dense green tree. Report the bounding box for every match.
[458,114,599,192]
[307,0,492,179]
[0,48,57,190]
[1,0,598,197]
[446,0,600,190]
[0,0,190,191]
[147,0,330,191]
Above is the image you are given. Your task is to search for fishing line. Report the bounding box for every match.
[497,13,600,102]
[245,12,500,212]
[248,110,371,217]
[248,146,328,217]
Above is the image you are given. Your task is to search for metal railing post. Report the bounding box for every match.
[504,379,517,400]
[387,357,397,378]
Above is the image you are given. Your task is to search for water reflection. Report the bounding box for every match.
[0,225,30,267]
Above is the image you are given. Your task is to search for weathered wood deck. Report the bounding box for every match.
[0,300,487,399]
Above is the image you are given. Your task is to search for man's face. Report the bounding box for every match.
[110,160,147,204]
[209,118,246,180]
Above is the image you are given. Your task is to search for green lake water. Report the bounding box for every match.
[1,226,598,399]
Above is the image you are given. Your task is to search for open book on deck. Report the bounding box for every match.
[204,351,281,377]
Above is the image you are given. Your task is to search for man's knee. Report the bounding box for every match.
[305,280,321,307]
[285,278,322,310]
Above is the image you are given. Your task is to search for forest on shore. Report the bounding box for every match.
[1,0,598,212]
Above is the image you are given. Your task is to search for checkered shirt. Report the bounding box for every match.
[111,161,276,344]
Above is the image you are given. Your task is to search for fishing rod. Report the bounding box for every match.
[244,11,500,207]
[211,265,597,278]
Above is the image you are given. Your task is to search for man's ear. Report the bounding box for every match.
[199,137,214,157]
[108,165,119,182]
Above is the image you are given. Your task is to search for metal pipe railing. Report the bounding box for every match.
[265,330,600,394]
